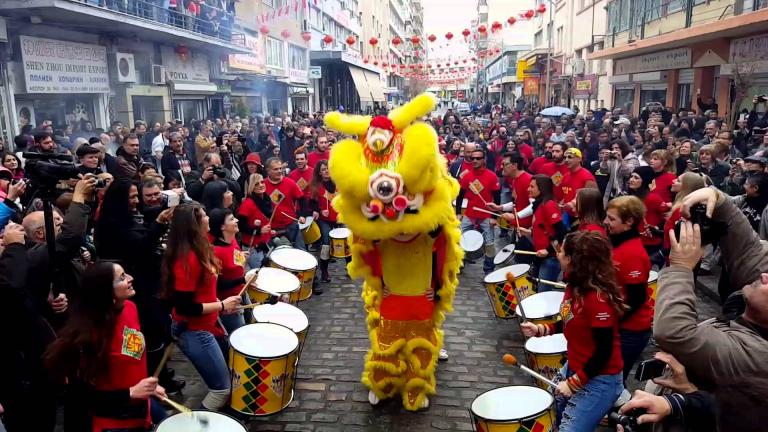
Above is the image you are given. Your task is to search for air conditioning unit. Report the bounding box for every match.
[573,59,585,75]
[115,52,137,83]
[151,64,166,84]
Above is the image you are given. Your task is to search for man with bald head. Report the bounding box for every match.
[449,141,476,179]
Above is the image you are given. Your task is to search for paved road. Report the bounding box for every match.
[169,249,721,431]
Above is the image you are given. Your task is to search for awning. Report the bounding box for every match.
[349,66,373,103]
[363,70,386,102]
[170,81,218,94]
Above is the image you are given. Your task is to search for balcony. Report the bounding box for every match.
[0,0,250,53]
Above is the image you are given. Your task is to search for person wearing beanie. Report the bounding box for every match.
[627,165,669,268]
[76,145,103,175]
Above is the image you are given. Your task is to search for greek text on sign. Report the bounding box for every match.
[20,36,109,94]
[614,48,691,75]
[575,80,592,91]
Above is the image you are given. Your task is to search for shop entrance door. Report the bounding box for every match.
[132,96,166,126]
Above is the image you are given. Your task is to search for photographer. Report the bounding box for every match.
[655,190,768,392]
[185,152,241,202]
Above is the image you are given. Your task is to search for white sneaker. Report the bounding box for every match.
[368,390,380,405]
[438,348,449,361]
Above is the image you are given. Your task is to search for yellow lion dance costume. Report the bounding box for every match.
[326,93,463,411]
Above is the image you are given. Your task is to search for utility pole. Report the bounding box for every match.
[545,2,553,108]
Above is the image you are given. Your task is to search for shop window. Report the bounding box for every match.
[289,45,307,70]
[266,37,285,69]
[614,89,635,114]
[677,84,692,109]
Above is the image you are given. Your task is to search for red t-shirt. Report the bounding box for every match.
[457,159,473,180]
[561,287,624,383]
[288,166,314,199]
[308,150,330,168]
[213,239,246,298]
[505,171,533,228]
[663,208,682,250]
[528,156,550,175]
[561,167,596,207]
[314,184,338,223]
[613,235,653,331]
[649,172,676,203]
[540,162,569,201]
[92,300,150,432]
[640,193,669,247]
[171,251,221,335]
[518,143,534,166]
[266,177,304,229]
[532,200,562,251]
[460,168,500,220]
[578,222,607,236]
[237,196,273,247]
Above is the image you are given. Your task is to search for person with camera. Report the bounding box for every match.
[186,152,241,203]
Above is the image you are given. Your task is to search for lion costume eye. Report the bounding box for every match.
[369,170,402,203]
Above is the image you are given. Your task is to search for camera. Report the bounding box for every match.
[609,151,620,159]
[608,411,650,432]
[753,94,768,104]
[674,203,724,246]
[23,152,80,188]
[212,166,228,178]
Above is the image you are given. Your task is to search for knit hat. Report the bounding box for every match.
[633,166,655,190]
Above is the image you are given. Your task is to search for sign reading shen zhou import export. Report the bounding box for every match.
[20,36,109,94]
[614,48,691,75]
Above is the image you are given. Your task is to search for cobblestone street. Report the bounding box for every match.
[170,252,721,432]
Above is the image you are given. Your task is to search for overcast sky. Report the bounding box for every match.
[422,0,477,62]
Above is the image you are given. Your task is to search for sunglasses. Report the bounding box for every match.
[564,155,576,159]
[471,156,485,161]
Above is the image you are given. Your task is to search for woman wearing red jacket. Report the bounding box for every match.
[162,204,241,411]
[309,160,345,283]
[648,149,677,203]
[45,261,167,431]
[627,166,669,268]
[237,173,276,269]
[521,231,625,432]
[210,208,248,333]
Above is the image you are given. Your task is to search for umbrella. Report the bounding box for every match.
[540,106,574,117]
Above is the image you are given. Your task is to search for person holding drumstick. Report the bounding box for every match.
[309,160,343,284]
[209,208,249,333]
[604,196,652,382]
[161,204,241,411]
[237,173,276,270]
[487,152,534,264]
[520,231,625,432]
[515,174,567,291]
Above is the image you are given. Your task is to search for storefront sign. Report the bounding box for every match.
[309,66,322,79]
[488,83,502,93]
[730,34,768,63]
[229,34,266,74]
[614,48,691,75]
[573,74,597,98]
[19,36,109,94]
[523,77,539,95]
[161,47,210,83]
[290,68,308,84]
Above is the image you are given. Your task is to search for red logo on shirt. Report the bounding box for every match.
[560,299,573,324]
[469,179,484,195]
[121,326,145,360]
[551,171,563,186]
[270,189,285,205]
[296,177,308,190]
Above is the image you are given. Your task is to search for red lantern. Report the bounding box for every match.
[369,37,378,46]
[392,36,402,46]
[477,25,487,34]
[537,3,547,13]
[436,63,441,67]
[301,31,312,42]
[507,16,517,25]
[281,29,291,38]
[428,34,437,42]
[427,64,432,68]
[363,57,370,64]
[382,62,388,67]
[454,61,459,65]
[399,64,406,69]
[322,34,334,44]
[495,47,501,53]
[409,64,416,69]
[373,60,379,66]
[462,28,471,38]
[445,32,454,40]
[463,59,468,63]
[259,25,270,35]
[525,9,535,18]
[411,35,421,45]
[346,35,356,46]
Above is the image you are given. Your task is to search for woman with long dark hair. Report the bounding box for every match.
[45,261,167,431]
[237,173,275,269]
[209,208,248,333]
[521,231,625,432]
[161,204,241,411]
[516,174,566,291]
[309,160,343,283]
[572,188,605,235]
[201,179,234,214]
[2,153,24,181]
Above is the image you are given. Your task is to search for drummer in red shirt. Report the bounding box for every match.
[560,148,597,218]
[456,148,501,274]
[540,142,569,202]
[604,196,652,382]
[209,208,248,333]
[265,157,309,250]
[521,231,624,432]
[488,152,534,263]
[307,134,330,167]
[288,149,314,200]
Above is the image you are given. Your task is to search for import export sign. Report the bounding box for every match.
[20,36,109,94]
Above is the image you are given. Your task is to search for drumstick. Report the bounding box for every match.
[513,249,538,256]
[469,184,490,206]
[152,343,175,379]
[281,211,300,222]
[471,206,503,218]
[528,276,567,289]
[236,303,263,310]
[155,395,192,413]
[238,271,259,297]
[502,354,558,388]
[506,272,528,321]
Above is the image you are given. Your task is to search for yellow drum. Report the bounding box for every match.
[648,270,658,308]
[229,323,298,416]
[483,264,533,319]
[269,247,318,301]
[329,227,351,258]
[155,411,246,431]
[525,334,568,390]
[470,385,556,432]
[245,268,301,305]
[517,291,565,331]
[299,216,321,244]
[498,216,512,230]
[250,302,310,359]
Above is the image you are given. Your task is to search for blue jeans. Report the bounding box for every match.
[620,328,652,381]
[150,398,168,424]
[318,219,338,246]
[171,322,230,391]
[461,217,496,273]
[556,362,624,432]
[219,294,250,334]
[533,256,561,292]
[284,222,306,250]
[246,247,265,270]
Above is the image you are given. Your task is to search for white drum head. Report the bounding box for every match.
[251,302,309,334]
[271,248,318,271]
[471,386,553,421]
[525,333,568,354]
[484,264,531,284]
[648,270,658,283]
[518,292,564,319]
[255,267,300,294]
[298,216,314,230]
[460,230,484,251]
[156,411,246,431]
[329,227,351,239]
[230,323,298,357]
[493,244,515,265]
